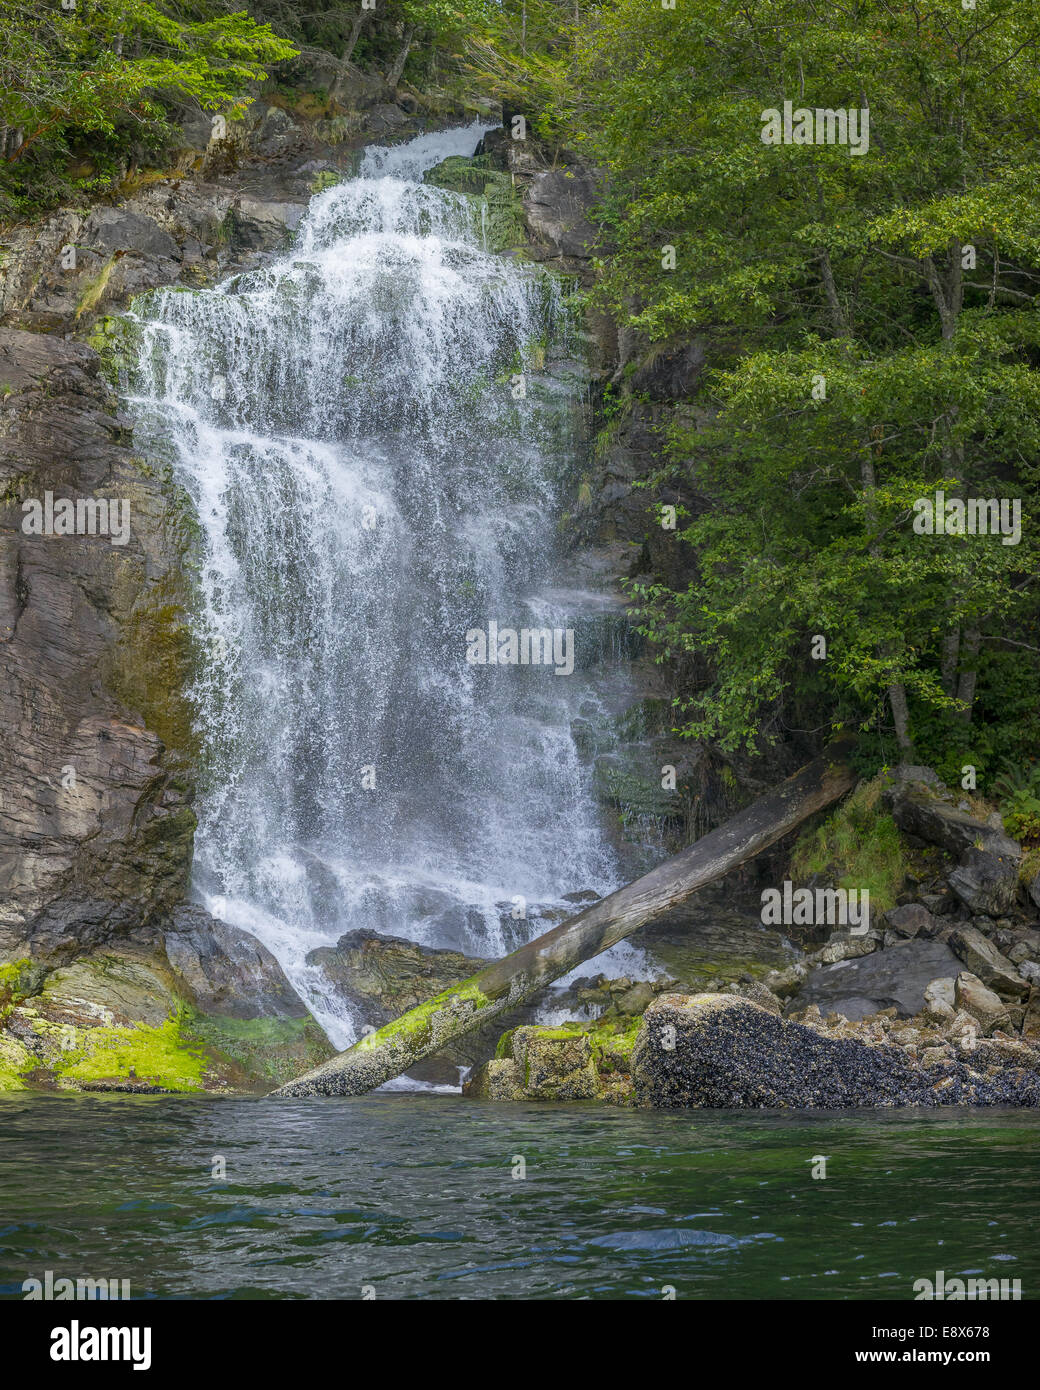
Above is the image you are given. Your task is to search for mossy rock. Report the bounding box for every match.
[423,154,498,196]
[0,944,334,1095]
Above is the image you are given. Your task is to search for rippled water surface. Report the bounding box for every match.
[1,1096,1037,1300]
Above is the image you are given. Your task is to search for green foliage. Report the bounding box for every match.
[520,0,1040,765]
[993,760,1040,842]
[0,0,297,215]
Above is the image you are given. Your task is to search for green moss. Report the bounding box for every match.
[75,254,116,320]
[86,315,140,385]
[0,959,46,1021]
[181,1011,334,1085]
[790,776,907,914]
[0,1034,32,1092]
[105,568,199,761]
[355,978,492,1053]
[55,1012,207,1091]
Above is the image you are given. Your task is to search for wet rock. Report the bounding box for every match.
[948,925,1029,999]
[0,329,195,957]
[463,1057,523,1101]
[630,993,1040,1108]
[954,973,1012,1034]
[499,1025,600,1100]
[163,906,309,1019]
[791,937,962,1019]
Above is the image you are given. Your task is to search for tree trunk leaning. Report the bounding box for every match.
[274,735,858,1097]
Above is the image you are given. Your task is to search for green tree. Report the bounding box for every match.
[551,0,1040,770]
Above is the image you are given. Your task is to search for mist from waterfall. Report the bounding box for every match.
[128,123,629,1046]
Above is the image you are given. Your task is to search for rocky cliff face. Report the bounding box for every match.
[0,326,196,959]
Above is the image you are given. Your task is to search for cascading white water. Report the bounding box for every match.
[129,123,631,1046]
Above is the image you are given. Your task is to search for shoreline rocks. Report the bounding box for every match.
[630,993,1040,1109]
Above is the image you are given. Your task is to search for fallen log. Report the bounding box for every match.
[274,735,857,1097]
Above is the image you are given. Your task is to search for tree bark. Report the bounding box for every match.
[860,453,913,754]
[386,25,416,90]
[331,8,369,101]
[274,736,858,1097]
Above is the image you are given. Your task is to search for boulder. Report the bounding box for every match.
[523,167,599,261]
[762,962,809,998]
[954,972,1012,1034]
[884,903,938,939]
[948,925,1029,999]
[791,937,962,1019]
[630,994,1040,1108]
[490,1025,600,1101]
[163,906,309,1019]
[811,931,879,965]
[923,976,956,1022]
[305,928,526,1076]
[948,846,1021,916]
[462,1058,523,1101]
[721,979,783,1016]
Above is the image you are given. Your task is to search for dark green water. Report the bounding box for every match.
[0,1095,1036,1300]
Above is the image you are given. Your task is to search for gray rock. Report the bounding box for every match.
[885,902,938,938]
[1028,871,1040,912]
[811,931,880,964]
[523,167,599,261]
[948,844,1021,915]
[721,979,783,1015]
[254,105,301,154]
[230,196,307,252]
[890,780,1021,861]
[762,962,809,998]
[792,937,963,1019]
[80,207,180,261]
[954,972,1011,1035]
[948,925,1030,999]
[923,976,956,1022]
[164,906,309,1019]
[0,329,195,957]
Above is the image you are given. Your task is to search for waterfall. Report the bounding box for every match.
[128,123,630,1046]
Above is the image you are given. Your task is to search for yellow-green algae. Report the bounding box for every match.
[54,1011,208,1091]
